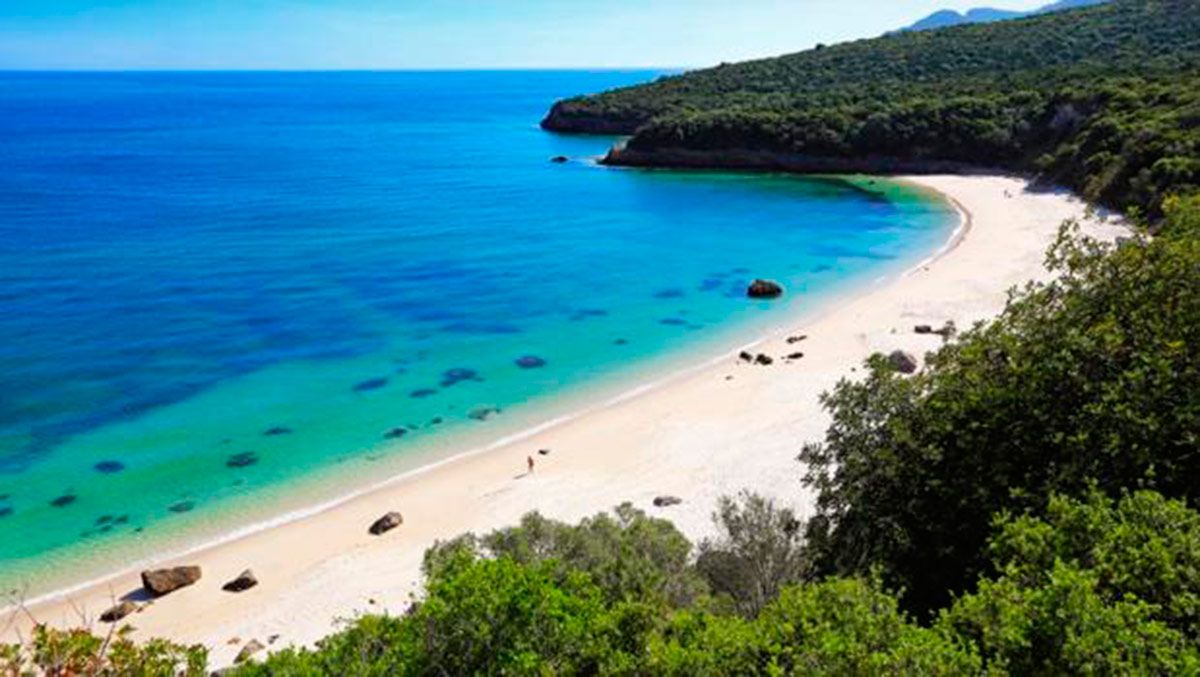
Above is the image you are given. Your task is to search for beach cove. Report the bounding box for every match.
[4,174,1127,667]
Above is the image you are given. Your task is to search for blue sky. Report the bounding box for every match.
[0,0,1051,70]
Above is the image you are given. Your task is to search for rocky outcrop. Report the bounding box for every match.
[550,156,569,163]
[141,566,202,596]
[653,495,683,507]
[888,350,920,374]
[235,639,265,664]
[222,569,258,593]
[369,511,404,536]
[100,600,138,623]
[747,279,784,299]
[755,354,775,366]
[540,101,649,135]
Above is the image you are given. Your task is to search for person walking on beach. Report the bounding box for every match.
[527,455,535,474]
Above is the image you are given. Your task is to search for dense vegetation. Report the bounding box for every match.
[544,0,1200,218]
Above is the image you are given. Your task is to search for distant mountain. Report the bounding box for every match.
[896,0,1107,32]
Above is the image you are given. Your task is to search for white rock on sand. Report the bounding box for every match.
[4,175,1126,669]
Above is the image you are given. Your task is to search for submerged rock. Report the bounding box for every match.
[100,600,138,623]
[50,494,77,508]
[440,368,482,387]
[660,318,687,326]
[168,501,195,514]
[369,511,404,535]
[654,288,685,299]
[515,355,547,369]
[747,279,784,299]
[383,427,408,440]
[550,155,569,163]
[888,350,919,374]
[141,565,202,596]
[263,426,293,437]
[468,405,501,421]
[353,377,389,393]
[226,452,259,469]
[410,388,437,399]
[94,460,126,474]
[223,569,258,593]
[0,506,12,518]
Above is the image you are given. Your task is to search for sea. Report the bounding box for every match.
[0,70,956,597]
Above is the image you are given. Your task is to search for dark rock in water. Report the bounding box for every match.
[739,351,754,363]
[786,352,805,360]
[888,350,919,374]
[410,388,437,399]
[236,639,265,664]
[169,501,195,514]
[786,335,808,344]
[613,338,628,345]
[263,426,293,437]
[94,460,125,474]
[755,354,774,366]
[468,405,501,421]
[654,288,685,299]
[429,417,444,425]
[515,355,547,369]
[0,506,12,518]
[96,515,114,525]
[223,569,259,593]
[383,427,408,440]
[914,324,934,335]
[51,494,77,508]
[440,367,482,387]
[747,279,784,299]
[660,318,687,326]
[100,600,138,623]
[142,566,202,596]
[226,452,259,469]
[369,511,404,535]
[353,377,389,393]
[811,264,833,273]
[653,495,683,508]
[114,514,130,524]
[550,155,569,163]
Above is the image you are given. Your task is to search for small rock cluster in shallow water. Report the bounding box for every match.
[226,451,259,468]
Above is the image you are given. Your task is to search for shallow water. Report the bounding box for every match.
[0,71,955,595]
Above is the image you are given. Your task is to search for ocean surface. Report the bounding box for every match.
[0,71,956,596]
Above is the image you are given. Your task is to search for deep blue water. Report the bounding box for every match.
[0,71,954,592]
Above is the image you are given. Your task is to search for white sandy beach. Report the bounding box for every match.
[3,175,1126,667]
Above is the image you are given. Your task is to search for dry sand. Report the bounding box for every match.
[2,175,1126,667]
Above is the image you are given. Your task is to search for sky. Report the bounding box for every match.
[0,0,1052,70]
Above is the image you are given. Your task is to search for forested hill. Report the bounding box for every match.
[543,0,1200,217]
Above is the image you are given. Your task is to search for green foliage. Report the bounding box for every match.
[423,502,708,608]
[0,624,206,676]
[695,491,810,617]
[546,0,1200,217]
[942,490,1200,673]
[800,195,1200,614]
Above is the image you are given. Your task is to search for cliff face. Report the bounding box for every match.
[539,101,648,135]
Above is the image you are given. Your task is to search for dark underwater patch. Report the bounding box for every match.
[654,288,685,299]
[169,500,195,514]
[226,451,259,468]
[94,460,125,474]
[353,377,389,392]
[263,426,293,436]
[410,388,437,399]
[51,494,77,508]
[440,368,482,387]
[515,355,547,369]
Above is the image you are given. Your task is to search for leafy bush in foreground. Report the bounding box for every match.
[801,194,1200,615]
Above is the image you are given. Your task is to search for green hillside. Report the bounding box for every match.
[544,0,1200,218]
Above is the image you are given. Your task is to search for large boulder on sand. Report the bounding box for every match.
[222,569,259,593]
[888,350,919,374]
[747,279,784,299]
[141,566,202,596]
[369,511,404,536]
[100,600,138,623]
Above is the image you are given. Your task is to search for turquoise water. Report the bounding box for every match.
[0,71,955,595]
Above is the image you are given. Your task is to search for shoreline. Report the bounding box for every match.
[0,173,950,609]
[4,175,1123,668]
